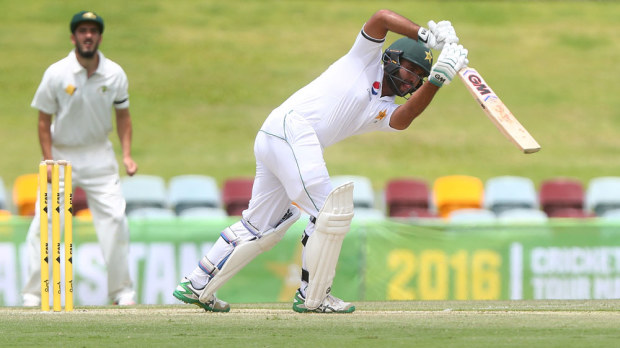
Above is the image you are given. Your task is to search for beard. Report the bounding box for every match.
[76,41,99,59]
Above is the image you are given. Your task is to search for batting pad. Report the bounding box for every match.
[199,205,300,303]
[304,182,354,309]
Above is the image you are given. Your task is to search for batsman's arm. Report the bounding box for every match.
[389,83,439,130]
[363,9,422,41]
[363,10,457,50]
[389,43,468,130]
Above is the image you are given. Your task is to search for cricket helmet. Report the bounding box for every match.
[382,37,433,97]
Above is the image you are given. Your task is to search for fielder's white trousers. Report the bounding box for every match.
[22,140,134,303]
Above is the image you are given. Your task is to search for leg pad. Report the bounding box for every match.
[198,206,301,303]
[304,182,354,309]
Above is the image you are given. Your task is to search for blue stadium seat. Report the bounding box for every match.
[585,176,620,217]
[168,174,221,215]
[601,208,620,220]
[121,175,167,215]
[178,206,228,219]
[448,208,497,224]
[331,175,376,208]
[484,176,538,215]
[497,208,548,224]
[331,175,385,219]
[0,177,7,210]
[449,208,496,224]
[352,207,386,221]
[127,207,176,219]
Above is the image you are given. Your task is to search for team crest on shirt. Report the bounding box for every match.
[373,109,387,123]
[65,84,76,96]
[98,85,109,94]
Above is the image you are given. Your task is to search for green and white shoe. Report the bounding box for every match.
[173,277,230,312]
[292,288,355,313]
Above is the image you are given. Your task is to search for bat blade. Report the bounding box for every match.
[459,67,541,154]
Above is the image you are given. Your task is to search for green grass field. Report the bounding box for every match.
[2,301,620,347]
[2,3,619,346]
[1,0,619,195]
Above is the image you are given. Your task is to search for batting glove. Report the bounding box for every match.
[418,20,459,51]
[429,43,469,88]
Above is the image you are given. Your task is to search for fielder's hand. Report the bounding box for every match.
[124,156,138,176]
[418,20,458,50]
[429,43,469,88]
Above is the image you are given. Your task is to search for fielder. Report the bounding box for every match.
[174,9,468,313]
[22,11,138,306]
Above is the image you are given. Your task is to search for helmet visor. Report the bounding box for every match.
[388,65,425,98]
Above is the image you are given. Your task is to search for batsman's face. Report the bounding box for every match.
[71,23,102,59]
[396,60,425,94]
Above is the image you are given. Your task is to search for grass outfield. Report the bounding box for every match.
[0,1,619,194]
[2,301,620,347]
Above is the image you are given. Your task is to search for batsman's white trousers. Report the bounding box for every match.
[243,110,332,235]
[22,139,134,303]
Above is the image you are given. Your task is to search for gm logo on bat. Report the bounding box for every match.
[466,73,492,96]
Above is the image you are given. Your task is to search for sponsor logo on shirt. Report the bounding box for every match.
[371,81,380,95]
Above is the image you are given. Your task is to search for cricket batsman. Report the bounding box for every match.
[173,9,468,313]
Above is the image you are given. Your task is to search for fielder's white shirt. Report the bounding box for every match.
[31,50,130,147]
[262,29,400,148]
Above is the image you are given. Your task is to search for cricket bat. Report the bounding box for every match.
[459,67,541,154]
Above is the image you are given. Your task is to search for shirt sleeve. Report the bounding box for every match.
[113,68,130,109]
[346,27,385,68]
[31,68,58,115]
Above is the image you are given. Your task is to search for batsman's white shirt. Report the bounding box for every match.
[24,50,135,303]
[261,29,399,147]
[245,29,401,234]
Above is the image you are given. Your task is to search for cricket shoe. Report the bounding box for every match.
[113,291,137,306]
[22,294,41,307]
[292,288,355,313]
[173,277,230,312]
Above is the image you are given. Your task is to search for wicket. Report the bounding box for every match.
[39,160,73,312]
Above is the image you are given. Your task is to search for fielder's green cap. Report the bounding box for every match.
[70,11,104,33]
